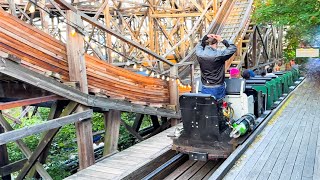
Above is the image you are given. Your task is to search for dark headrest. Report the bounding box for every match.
[246,79,267,84]
[225,78,246,95]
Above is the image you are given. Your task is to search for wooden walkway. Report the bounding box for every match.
[223,78,320,180]
[65,124,182,180]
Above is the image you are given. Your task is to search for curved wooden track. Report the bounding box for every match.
[0,8,169,105]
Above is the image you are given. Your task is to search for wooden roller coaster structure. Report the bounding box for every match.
[0,0,283,179]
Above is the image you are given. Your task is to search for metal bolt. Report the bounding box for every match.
[196,122,198,124]
[192,125,194,127]
[196,126,199,128]
[191,121,194,123]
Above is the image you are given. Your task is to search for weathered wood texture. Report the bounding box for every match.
[0,8,170,104]
[222,79,320,180]
[0,109,93,145]
[0,58,179,118]
[0,123,10,180]
[65,124,183,180]
[103,110,121,156]
[0,95,62,110]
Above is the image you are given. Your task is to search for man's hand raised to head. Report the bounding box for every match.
[213,35,223,42]
[207,34,223,42]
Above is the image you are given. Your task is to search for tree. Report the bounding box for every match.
[253,0,320,60]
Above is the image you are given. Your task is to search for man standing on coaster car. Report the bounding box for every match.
[196,34,237,100]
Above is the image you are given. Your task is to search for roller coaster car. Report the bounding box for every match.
[171,79,264,161]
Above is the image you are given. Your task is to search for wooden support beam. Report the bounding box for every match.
[33,101,64,179]
[2,112,21,124]
[0,58,180,118]
[54,0,174,66]
[39,0,49,33]
[0,95,63,110]
[103,110,121,156]
[132,114,144,132]
[6,102,80,179]
[0,159,27,177]
[150,13,215,18]
[104,3,113,63]
[0,109,92,145]
[66,10,95,169]
[6,0,16,17]
[0,122,10,180]
[252,29,257,67]
[120,118,144,141]
[150,115,160,129]
[0,113,52,180]
[75,105,95,170]
[66,10,88,94]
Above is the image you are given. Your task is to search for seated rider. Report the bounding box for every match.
[195,34,237,100]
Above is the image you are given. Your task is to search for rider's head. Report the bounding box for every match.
[206,38,218,48]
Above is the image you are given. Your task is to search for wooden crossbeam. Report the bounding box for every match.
[0,158,27,177]
[0,58,180,118]
[0,109,92,145]
[132,114,144,132]
[16,128,62,179]
[0,95,63,110]
[120,118,144,141]
[0,113,52,179]
[53,0,174,66]
[0,123,10,180]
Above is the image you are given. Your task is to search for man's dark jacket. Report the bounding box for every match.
[195,40,237,85]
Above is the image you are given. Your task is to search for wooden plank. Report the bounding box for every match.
[0,109,92,145]
[0,122,10,180]
[226,82,307,179]
[103,110,121,155]
[190,161,218,180]
[75,105,95,170]
[253,100,307,180]
[164,160,197,180]
[230,94,303,180]
[267,113,308,180]
[302,115,319,178]
[241,103,301,179]
[288,114,314,180]
[0,158,27,177]
[0,58,180,118]
[66,10,88,94]
[0,95,62,110]
[0,8,65,48]
[176,161,207,180]
[122,150,177,180]
[312,115,320,179]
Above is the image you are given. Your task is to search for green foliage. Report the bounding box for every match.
[253,0,320,60]
[6,107,154,180]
